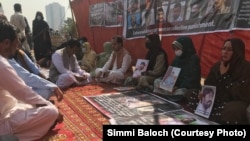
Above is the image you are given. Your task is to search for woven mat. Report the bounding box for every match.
[39,82,117,141]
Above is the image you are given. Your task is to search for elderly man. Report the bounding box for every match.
[95,35,132,84]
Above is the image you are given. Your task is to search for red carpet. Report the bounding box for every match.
[38,82,118,141]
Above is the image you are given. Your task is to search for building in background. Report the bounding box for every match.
[45,2,65,30]
[0,2,4,14]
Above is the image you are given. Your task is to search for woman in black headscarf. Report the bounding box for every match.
[32,11,52,67]
[189,38,250,124]
[124,33,168,91]
[153,36,201,102]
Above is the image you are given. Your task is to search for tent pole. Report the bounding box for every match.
[69,0,79,38]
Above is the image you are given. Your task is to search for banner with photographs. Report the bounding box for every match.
[89,2,105,26]
[89,0,124,27]
[123,0,247,39]
[104,0,124,27]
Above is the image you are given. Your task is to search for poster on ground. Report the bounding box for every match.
[83,90,182,119]
[110,109,218,125]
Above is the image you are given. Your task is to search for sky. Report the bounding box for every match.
[1,0,72,29]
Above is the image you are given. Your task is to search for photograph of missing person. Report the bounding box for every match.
[160,66,181,92]
[167,1,186,23]
[195,85,216,118]
[132,59,149,78]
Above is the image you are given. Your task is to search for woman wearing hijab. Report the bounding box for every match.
[153,36,201,102]
[125,33,168,91]
[80,42,97,72]
[188,38,250,124]
[32,11,52,67]
[95,41,113,68]
[90,41,113,77]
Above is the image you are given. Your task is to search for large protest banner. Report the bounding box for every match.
[88,0,250,39]
[123,0,245,39]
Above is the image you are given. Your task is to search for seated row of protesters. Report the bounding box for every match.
[3,20,248,140]
[3,16,248,141]
[56,37,113,78]
[48,35,130,87]
[86,33,250,125]
[5,11,249,128]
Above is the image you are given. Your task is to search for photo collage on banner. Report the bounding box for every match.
[89,2,105,26]
[89,0,124,27]
[104,0,124,27]
[125,0,158,39]
[124,0,238,39]
[88,0,249,39]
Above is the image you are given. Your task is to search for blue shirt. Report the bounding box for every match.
[15,51,40,75]
[8,59,56,100]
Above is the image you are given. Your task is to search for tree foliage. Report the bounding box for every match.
[61,17,78,38]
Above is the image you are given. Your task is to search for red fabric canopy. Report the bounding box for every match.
[71,0,250,78]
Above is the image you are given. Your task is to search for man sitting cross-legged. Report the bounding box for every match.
[0,19,60,141]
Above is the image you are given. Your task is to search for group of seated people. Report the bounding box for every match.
[1,18,250,141]
[0,19,63,141]
[50,32,250,126]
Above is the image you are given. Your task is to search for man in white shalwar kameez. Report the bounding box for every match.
[0,20,59,141]
[49,39,92,89]
[95,35,132,84]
